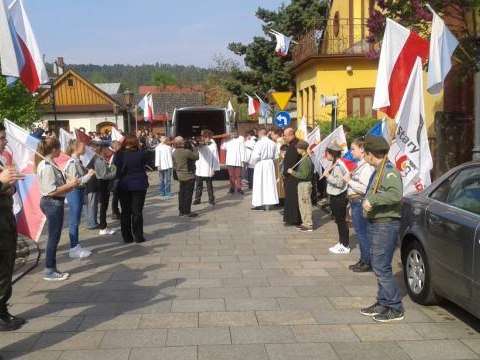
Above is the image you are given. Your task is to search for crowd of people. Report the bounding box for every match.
[0,121,406,332]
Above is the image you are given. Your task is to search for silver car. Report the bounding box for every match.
[399,161,480,319]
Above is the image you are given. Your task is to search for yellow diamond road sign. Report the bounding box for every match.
[271,91,293,111]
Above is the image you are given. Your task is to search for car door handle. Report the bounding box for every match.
[428,214,441,225]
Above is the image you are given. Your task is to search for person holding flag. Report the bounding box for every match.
[343,137,374,272]
[0,123,26,330]
[360,135,404,323]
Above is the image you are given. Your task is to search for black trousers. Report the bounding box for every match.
[98,180,111,230]
[330,191,349,247]
[179,179,195,215]
[111,179,120,215]
[0,212,17,313]
[195,176,214,204]
[247,167,254,190]
[118,190,147,242]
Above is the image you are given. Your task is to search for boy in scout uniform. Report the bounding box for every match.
[360,135,404,323]
[0,124,26,331]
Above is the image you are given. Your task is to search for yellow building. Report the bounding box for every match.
[292,0,443,134]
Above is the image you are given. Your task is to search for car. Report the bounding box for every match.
[399,161,480,319]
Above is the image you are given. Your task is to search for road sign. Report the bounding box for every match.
[271,92,293,111]
[274,111,291,128]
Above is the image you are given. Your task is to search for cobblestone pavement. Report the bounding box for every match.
[3,177,480,359]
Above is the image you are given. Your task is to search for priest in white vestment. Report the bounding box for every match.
[194,130,220,205]
[221,129,246,194]
[250,128,279,210]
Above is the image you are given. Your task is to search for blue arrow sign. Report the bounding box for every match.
[274,111,291,128]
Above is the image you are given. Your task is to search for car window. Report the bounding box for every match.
[445,166,480,215]
[429,174,454,203]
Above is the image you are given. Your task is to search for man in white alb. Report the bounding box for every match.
[221,129,246,194]
[250,128,279,211]
[193,130,220,205]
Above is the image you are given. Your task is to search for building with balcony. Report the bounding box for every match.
[292,0,443,132]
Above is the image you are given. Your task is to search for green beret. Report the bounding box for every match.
[364,135,390,153]
[295,140,309,150]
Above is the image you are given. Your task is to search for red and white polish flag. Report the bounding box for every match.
[372,18,429,119]
[247,95,260,118]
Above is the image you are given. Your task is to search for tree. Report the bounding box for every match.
[150,70,177,86]
[0,76,43,129]
[367,1,480,80]
[225,0,329,102]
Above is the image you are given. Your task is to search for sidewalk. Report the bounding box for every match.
[3,178,480,360]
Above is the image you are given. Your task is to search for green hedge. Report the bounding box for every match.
[317,117,380,144]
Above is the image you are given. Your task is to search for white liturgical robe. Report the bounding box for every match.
[250,136,279,207]
[221,136,246,167]
[195,141,220,177]
[155,143,173,170]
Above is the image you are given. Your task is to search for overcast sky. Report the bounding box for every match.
[25,0,286,68]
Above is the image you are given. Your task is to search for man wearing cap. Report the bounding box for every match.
[287,140,314,232]
[250,128,279,211]
[172,136,199,217]
[360,135,404,323]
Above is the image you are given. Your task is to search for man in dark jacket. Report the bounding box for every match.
[0,124,26,331]
[172,136,199,217]
[282,128,302,226]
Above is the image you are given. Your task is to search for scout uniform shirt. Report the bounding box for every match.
[37,158,66,196]
[364,161,403,220]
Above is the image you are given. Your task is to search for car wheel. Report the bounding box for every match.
[403,240,438,305]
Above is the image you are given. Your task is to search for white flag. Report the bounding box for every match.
[389,57,433,194]
[311,125,347,170]
[111,127,125,143]
[273,32,291,57]
[427,8,459,95]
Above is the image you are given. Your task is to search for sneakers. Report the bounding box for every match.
[329,243,350,254]
[228,188,235,194]
[352,262,372,273]
[0,314,21,331]
[373,308,405,323]
[360,302,387,317]
[69,245,92,259]
[237,189,244,195]
[297,226,313,232]
[99,228,116,235]
[44,270,70,281]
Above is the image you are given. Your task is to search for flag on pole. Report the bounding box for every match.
[388,57,433,195]
[306,125,321,174]
[227,100,235,116]
[8,0,49,92]
[426,5,459,95]
[0,0,25,84]
[367,118,391,142]
[271,31,292,57]
[255,94,271,120]
[138,93,154,123]
[311,125,348,170]
[372,18,429,118]
[111,127,124,143]
[246,94,260,118]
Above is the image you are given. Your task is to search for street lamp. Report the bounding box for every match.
[112,103,119,128]
[123,88,134,134]
[465,6,480,160]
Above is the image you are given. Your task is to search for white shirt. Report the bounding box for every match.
[221,136,246,167]
[347,160,375,196]
[250,136,279,206]
[155,143,173,170]
[244,136,257,167]
[195,141,220,177]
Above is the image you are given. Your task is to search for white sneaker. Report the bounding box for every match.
[99,228,116,235]
[330,244,351,254]
[44,270,70,281]
[69,245,92,258]
[328,243,341,252]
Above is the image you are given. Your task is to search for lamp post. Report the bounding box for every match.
[466,7,480,160]
[112,103,119,128]
[48,80,58,133]
[123,88,134,134]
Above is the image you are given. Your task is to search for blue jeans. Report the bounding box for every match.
[66,188,84,249]
[159,168,172,195]
[85,192,98,228]
[368,219,404,313]
[40,197,65,270]
[350,199,370,264]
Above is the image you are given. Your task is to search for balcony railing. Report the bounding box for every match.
[293,18,371,67]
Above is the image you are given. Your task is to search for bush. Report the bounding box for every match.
[317,117,380,144]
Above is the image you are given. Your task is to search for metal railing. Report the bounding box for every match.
[293,18,371,67]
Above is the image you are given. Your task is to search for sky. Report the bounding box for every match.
[24,0,286,68]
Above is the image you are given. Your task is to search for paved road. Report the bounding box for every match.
[3,177,480,359]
